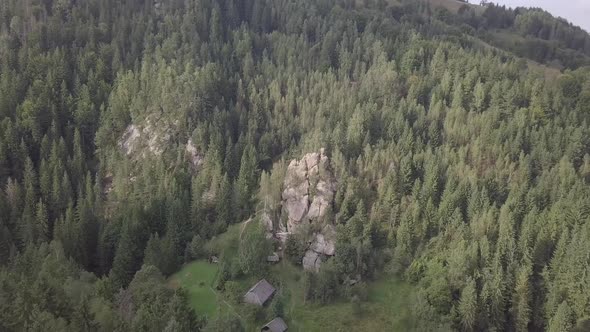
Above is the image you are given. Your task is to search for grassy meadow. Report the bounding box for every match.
[170,256,414,331]
[168,260,220,319]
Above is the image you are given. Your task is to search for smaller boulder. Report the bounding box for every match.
[261,213,274,233]
[302,250,321,272]
[310,224,336,256]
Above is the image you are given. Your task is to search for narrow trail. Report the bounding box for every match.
[211,286,244,321]
[240,218,253,239]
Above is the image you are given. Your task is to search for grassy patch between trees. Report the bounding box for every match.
[279,263,414,331]
[168,260,220,319]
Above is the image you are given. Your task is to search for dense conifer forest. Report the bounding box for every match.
[1,0,590,331]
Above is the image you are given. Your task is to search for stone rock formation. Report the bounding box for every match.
[310,224,336,256]
[302,250,322,272]
[118,117,173,158]
[185,139,204,172]
[301,224,337,271]
[117,116,202,171]
[281,149,336,233]
[266,149,338,272]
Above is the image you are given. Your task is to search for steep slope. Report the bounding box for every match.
[1,0,590,331]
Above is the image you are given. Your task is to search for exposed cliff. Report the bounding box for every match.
[118,115,203,171]
[265,149,338,272]
[281,149,336,233]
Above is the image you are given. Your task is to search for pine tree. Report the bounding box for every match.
[473,80,486,112]
[239,223,270,276]
[548,301,574,332]
[398,153,414,196]
[39,159,51,206]
[23,157,37,212]
[458,277,478,331]
[167,289,202,332]
[347,200,366,239]
[111,224,140,289]
[236,144,258,220]
[512,263,532,332]
[34,199,49,243]
[70,129,85,189]
[214,173,233,232]
[144,233,163,271]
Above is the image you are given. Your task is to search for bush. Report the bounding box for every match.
[223,281,243,304]
[242,305,266,323]
[269,296,285,318]
[285,234,307,265]
[352,282,369,301]
[206,311,244,332]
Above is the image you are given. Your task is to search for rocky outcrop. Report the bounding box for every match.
[281,149,336,233]
[117,116,203,171]
[302,224,336,272]
[120,125,142,156]
[260,149,337,272]
[310,224,336,256]
[262,149,337,272]
[185,139,204,171]
[119,118,173,158]
[302,250,322,272]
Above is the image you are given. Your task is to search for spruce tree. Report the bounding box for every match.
[236,144,257,220]
[34,199,49,243]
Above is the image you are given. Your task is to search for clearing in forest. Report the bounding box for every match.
[168,260,219,319]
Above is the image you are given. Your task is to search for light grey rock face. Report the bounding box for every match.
[284,193,309,225]
[307,194,330,220]
[185,139,204,171]
[261,149,337,272]
[310,224,336,256]
[302,250,321,272]
[118,118,202,172]
[120,125,141,156]
[261,213,274,233]
[281,149,335,233]
[119,117,174,158]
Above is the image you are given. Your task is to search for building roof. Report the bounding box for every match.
[244,279,276,306]
[267,253,280,262]
[261,317,288,332]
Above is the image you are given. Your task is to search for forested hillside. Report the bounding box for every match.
[1,0,590,331]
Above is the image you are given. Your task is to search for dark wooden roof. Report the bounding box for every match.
[244,279,276,306]
[261,317,288,332]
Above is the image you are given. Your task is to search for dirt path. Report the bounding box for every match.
[211,286,244,321]
[240,218,253,239]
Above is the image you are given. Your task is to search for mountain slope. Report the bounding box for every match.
[1,0,590,331]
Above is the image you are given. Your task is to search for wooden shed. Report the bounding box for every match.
[261,317,288,332]
[244,279,276,306]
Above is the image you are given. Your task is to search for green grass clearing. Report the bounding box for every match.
[205,221,249,258]
[215,261,414,331]
[171,225,415,331]
[271,263,414,331]
[168,260,219,319]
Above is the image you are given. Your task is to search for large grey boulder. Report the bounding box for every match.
[310,224,336,256]
[302,250,322,272]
